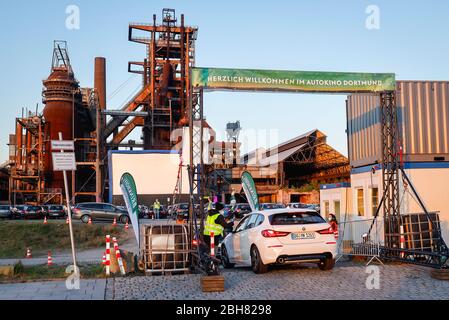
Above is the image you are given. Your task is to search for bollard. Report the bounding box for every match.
[113,237,126,275]
[105,235,111,276]
[210,232,215,257]
[400,225,405,258]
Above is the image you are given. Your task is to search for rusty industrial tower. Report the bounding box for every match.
[9,41,102,205]
[103,8,198,150]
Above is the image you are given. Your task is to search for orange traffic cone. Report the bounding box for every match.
[43,216,48,224]
[47,251,53,266]
[26,248,32,259]
[88,217,92,225]
[125,222,129,230]
[112,218,117,227]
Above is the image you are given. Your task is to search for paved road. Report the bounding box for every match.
[1,262,449,300]
[0,279,106,300]
[107,262,449,300]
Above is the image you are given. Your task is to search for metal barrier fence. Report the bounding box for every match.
[336,217,384,266]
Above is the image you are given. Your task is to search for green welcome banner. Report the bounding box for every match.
[241,171,260,212]
[191,67,395,93]
[120,173,140,247]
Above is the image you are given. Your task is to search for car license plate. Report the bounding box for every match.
[291,232,315,240]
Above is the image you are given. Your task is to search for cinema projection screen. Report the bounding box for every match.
[110,151,190,203]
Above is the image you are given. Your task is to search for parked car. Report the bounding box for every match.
[12,205,45,220]
[307,204,320,213]
[72,203,129,224]
[43,205,66,219]
[288,202,311,209]
[0,205,12,219]
[220,208,337,274]
[138,205,149,219]
[173,203,189,220]
[260,203,286,210]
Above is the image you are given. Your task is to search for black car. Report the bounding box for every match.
[44,205,66,219]
[12,205,45,219]
[0,205,12,219]
[173,203,189,220]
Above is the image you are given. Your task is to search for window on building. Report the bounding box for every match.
[323,201,330,219]
[357,189,364,217]
[334,200,341,221]
[371,187,379,216]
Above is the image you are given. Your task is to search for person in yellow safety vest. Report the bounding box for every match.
[153,199,161,219]
[203,202,234,248]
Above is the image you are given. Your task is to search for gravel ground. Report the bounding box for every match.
[106,261,449,300]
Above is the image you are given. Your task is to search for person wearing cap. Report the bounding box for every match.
[203,202,234,248]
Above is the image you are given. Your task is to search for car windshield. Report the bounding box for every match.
[29,206,41,211]
[269,211,326,225]
[179,204,189,209]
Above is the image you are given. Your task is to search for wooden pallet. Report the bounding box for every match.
[201,275,225,292]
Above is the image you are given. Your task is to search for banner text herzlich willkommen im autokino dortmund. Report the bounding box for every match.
[191,67,396,93]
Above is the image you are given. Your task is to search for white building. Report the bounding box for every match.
[321,81,449,241]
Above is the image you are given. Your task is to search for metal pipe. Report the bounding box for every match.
[95,104,102,202]
[94,57,107,111]
[15,120,23,169]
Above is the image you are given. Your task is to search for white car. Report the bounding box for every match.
[220,208,337,274]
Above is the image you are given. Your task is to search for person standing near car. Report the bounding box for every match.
[203,202,234,249]
[328,213,339,238]
[153,199,161,219]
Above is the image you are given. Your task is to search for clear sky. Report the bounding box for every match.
[1,0,449,160]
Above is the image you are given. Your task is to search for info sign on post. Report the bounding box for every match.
[52,152,76,171]
[52,134,79,284]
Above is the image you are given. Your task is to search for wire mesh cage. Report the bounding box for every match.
[142,221,190,274]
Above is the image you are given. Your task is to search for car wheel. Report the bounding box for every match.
[119,215,129,224]
[81,215,91,224]
[251,245,268,274]
[221,245,235,269]
[318,256,335,271]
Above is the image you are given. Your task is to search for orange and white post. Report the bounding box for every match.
[399,225,405,258]
[210,232,215,257]
[105,235,111,276]
[113,237,126,275]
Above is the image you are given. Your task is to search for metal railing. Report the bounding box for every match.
[336,217,384,266]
